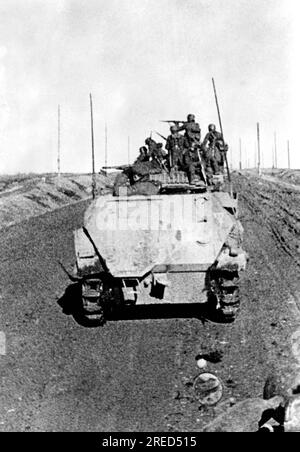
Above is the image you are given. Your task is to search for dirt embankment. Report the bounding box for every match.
[233,172,300,389]
[0,173,114,230]
[235,172,300,267]
[263,169,300,186]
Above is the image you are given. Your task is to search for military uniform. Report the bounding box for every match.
[181,148,197,184]
[202,130,224,175]
[145,138,165,163]
[178,121,201,147]
[134,147,149,164]
[145,137,158,154]
[151,143,166,163]
[202,130,224,148]
[135,153,149,163]
[165,133,186,168]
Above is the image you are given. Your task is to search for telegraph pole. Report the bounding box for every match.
[127,136,130,164]
[212,78,231,183]
[245,147,249,169]
[239,138,242,170]
[57,104,61,178]
[105,123,108,169]
[287,140,290,169]
[89,93,96,199]
[257,123,261,176]
[274,132,277,169]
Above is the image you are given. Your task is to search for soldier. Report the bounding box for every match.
[153,142,166,160]
[181,146,197,184]
[165,125,186,169]
[177,114,201,147]
[215,139,228,172]
[134,146,149,164]
[145,137,158,156]
[201,124,225,175]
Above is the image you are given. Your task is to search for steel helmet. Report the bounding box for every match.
[187,114,195,122]
[208,124,216,132]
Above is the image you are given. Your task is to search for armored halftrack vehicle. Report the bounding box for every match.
[70,153,247,325]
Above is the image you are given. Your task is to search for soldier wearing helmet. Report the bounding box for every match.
[144,137,167,168]
[151,142,167,165]
[177,113,201,147]
[145,137,157,152]
[134,146,149,164]
[202,123,224,151]
[165,125,186,169]
[202,123,226,175]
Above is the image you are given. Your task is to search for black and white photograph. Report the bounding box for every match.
[0,0,299,434]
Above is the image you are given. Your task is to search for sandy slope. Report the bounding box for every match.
[0,173,113,230]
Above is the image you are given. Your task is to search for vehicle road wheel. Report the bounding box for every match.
[81,306,106,327]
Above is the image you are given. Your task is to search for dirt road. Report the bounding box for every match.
[0,173,299,431]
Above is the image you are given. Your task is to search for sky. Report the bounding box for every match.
[0,0,299,173]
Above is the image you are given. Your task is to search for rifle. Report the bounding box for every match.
[102,165,130,171]
[169,152,173,170]
[160,120,185,126]
[152,154,168,173]
[196,147,207,185]
[155,131,167,141]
